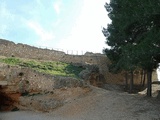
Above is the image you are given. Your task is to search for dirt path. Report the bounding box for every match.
[1,86,160,120]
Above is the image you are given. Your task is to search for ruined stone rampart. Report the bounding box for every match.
[0,39,157,85]
[0,39,120,84]
[0,39,106,64]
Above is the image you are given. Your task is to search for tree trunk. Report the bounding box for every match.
[140,70,143,85]
[142,70,146,87]
[129,71,134,93]
[125,72,128,91]
[147,70,152,97]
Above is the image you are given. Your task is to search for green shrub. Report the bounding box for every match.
[0,57,84,78]
[0,57,21,65]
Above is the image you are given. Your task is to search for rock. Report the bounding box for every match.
[79,69,90,80]
[11,107,19,111]
[54,77,85,89]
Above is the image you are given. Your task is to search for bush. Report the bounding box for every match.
[0,57,85,78]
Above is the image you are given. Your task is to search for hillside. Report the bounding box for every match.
[0,55,90,111]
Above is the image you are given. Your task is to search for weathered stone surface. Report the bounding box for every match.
[0,81,7,85]
[79,69,90,80]
[0,64,87,94]
[0,63,89,111]
[54,77,85,88]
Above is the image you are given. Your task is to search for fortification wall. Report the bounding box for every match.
[0,39,106,64]
[0,39,158,85]
[0,39,118,83]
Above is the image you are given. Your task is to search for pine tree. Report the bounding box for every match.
[103,0,160,96]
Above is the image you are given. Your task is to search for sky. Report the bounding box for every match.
[0,0,111,54]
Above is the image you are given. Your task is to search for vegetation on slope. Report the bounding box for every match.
[0,57,84,78]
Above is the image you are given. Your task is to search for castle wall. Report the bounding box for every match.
[0,39,107,65]
[0,39,158,85]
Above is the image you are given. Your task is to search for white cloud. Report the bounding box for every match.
[0,1,15,36]
[56,0,111,53]
[26,20,55,47]
[0,2,15,20]
[53,1,61,14]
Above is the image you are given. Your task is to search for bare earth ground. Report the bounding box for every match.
[0,86,160,120]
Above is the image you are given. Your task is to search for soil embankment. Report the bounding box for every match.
[1,86,160,120]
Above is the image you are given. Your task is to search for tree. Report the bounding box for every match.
[103,0,160,96]
[103,0,139,93]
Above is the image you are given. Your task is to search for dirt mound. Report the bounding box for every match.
[17,87,91,112]
[1,86,160,120]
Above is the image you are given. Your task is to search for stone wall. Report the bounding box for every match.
[0,39,124,84]
[0,39,109,78]
[0,39,158,85]
[0,39,105,64]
